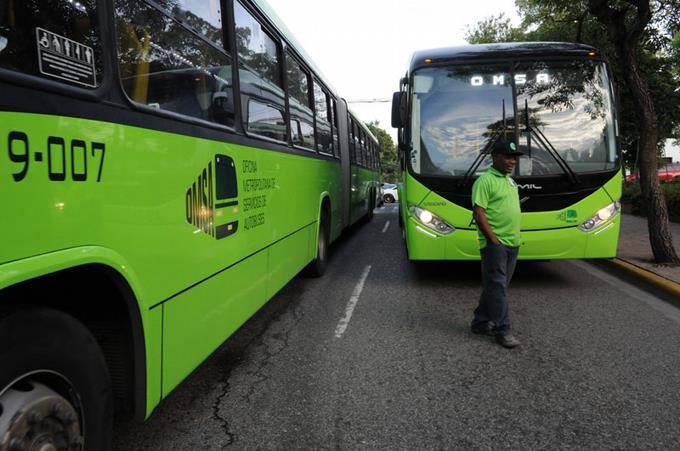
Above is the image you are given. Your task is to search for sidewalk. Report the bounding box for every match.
[607,213,680,297]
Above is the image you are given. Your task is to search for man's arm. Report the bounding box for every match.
[473,205,500,245]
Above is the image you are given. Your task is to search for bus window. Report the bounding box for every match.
[285,51,314,149]
[359,131,366,166]
[348,117,356,163]
[234,1,286,141]
[314,80,332,155]
[372,143,377,169]
[247,99,286,141]
[364,134,369,167]
[0,0,102,87]
[170,0,224,47]
[331,99,340,158]
[374,143,378,169]
[115,1,235,126]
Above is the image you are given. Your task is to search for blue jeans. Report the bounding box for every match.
[472,243,519,336]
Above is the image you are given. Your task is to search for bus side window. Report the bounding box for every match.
[313,80,333,155]
[350,119,358,164]
[371,141,375,169]
[331,99,340,158]
[359,131,366,167]
[285,51,314,149]
[234,1,286,142]
[114,1,235,127]
[374,143,378,170]
[0,0,103,87]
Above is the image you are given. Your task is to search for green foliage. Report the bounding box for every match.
[666,182,680,220]
[621,179,642,207]
[367,121,399,182]
[622,179,680,219]
[464,14,526,44]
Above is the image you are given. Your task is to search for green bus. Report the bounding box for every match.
[0,0,379,448]
[391,43,621,261]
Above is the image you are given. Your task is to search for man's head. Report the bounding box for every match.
[490,138,523,174]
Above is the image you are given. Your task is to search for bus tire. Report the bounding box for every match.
[0,307,113,451]
[304,214,329,277]
[365,189,375,222]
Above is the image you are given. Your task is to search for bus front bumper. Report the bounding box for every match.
[404,215,621,260]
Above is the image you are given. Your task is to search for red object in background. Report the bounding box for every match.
[626,169,680,182]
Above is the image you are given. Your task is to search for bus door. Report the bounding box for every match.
[336,99,351,228]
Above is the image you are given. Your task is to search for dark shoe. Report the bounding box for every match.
[495,334,521,348]
[470,322,494,336]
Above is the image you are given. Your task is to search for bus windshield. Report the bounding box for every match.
[409,59,618,177]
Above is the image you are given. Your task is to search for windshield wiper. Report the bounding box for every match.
[523,99,580,185]
[461,133,500,186]
[461,100,508,186]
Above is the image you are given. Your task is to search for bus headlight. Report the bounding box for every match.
[579,201,621,232]
[408,204,455,234]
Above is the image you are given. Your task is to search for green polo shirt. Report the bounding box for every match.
[471,166,521,249]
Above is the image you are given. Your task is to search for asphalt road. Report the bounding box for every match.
[114,203,680,450]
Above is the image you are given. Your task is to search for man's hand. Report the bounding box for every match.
[472,205,500,245]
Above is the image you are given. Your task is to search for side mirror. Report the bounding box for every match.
[212,91,229,108]
[391,91,407,128]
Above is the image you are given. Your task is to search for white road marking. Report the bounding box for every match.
[382,221,390,233]
[334,265,372,338]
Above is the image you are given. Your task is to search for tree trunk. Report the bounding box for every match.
[621,46,680,264]
[588,0,680,265]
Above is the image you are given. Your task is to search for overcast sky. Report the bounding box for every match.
[265,0,521,140]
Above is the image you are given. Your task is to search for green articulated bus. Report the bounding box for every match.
[391,43,622,261]
[0,0,379,448]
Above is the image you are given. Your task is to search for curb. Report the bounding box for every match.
[606,258,680,299]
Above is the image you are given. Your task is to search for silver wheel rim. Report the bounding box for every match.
[0,377,83,451]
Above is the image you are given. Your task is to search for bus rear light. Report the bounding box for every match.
[408,204,455,234]
[579,201,620,232]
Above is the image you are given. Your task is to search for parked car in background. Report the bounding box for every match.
[626,165,680,182]
[382,183,399,203]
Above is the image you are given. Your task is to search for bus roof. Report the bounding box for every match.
[409,42,602,71]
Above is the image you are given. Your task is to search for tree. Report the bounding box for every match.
[366,121,398,182]
[464,13,526,44]
[587,0,679,263]
[466,0,680,264]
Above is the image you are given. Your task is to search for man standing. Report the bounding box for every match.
[470,137,523,348]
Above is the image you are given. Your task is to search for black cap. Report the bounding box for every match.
[490,138,523,156]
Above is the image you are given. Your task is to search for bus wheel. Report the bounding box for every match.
[304,216,329,277]
[366,189,375,222]
[0,308,113,451]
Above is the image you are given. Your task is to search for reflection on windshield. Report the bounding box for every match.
[153,0,223,46]
[412,64,513,176]
[410,60,617,177]
[515,60,616,176]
